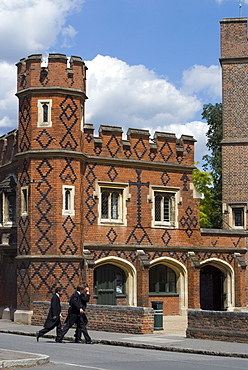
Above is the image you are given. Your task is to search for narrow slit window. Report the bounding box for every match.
[21,187,28,215]
[38,99,52,127]
[42,103,48,123]
[62,186,75,216]
[65,189,71,211]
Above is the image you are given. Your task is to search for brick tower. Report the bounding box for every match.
[15,54,87,315]
[220,18,248,230]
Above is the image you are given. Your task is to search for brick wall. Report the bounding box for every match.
[187,309,248,342]
[32,301,154,334]
[148,296,179,315]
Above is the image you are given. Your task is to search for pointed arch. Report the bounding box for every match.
[200,258,235,311]
[150,257,188,315]
[94,257,137,306]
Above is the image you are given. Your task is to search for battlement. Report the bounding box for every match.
[16,53,87,93]
[83,124,196,166]
[0,130,18,166]
[220,17,248,60]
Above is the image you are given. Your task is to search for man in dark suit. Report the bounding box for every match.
[74,282,92,344]
[36,286,62,342]
[56,283,93,344]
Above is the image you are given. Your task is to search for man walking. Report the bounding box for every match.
[36,287,62,342]
[56,283,93,344]
[74,282,92,344]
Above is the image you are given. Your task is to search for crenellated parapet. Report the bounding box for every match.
[0,130,18,166]
[16,53,87,94]
[83,124,196,166]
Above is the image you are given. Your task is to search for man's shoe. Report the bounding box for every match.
[36,331,40,342]
[85,340,94,344]
[75,339,83,343]
[55,339,63,343]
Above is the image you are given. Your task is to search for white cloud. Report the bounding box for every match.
[0,62,17,134]
[85,55,202,128]
[146,121,209,163]
[181,65,221,99]
[84,55,211,160]
[0,0,84,62]
[61,25,78,48]
[0,53,213,160]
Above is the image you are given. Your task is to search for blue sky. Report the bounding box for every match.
[0,0,247,163]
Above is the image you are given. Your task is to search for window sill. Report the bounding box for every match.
[149,293,179,297]
[152,224,177,229]
[100,221,125,226]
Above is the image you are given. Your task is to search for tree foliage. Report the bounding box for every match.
[193,103,222,228]
[192,165,213,228]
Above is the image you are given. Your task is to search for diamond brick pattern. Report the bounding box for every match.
[161,230,171,245]
[19,96,31,152]
[106,228,118,244]
[133,138,147,160]
[59,95,78,150]
[180,173,190,191]
[107,166,118,182]
[85,163,97,225]
[59,216,78,255]
[159,141,173,162]
[179,206,198,238]
[18,216,30,255]
[17,261,80,308]
[106,135,121,157]
[35,159,54,254]
[161,171,170,186]
[35,129,54,149]
[59,158,77,183]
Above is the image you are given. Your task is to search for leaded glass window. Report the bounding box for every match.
[149,265,176,294]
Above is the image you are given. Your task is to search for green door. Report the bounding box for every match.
[94,264,125,305]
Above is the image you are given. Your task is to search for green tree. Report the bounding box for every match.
[192,165,213,228]
[197,103,223,228]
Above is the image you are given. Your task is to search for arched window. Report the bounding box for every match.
[149,264,176,294]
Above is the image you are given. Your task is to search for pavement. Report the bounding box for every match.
[0,317,247,368]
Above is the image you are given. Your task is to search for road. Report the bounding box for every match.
[0,333,247,370]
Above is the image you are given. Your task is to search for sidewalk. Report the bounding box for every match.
[0,318,247,368]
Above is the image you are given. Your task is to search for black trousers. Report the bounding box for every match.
[57,313,79,341]
[38,318,61,340]
[75,313,91,342]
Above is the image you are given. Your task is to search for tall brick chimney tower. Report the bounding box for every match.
[220,18,248,230]
[15,54,87,316]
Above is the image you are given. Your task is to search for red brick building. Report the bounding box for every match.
[0,17,247,326]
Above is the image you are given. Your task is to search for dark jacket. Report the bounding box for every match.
[69,291,83,315]
[44,294,61,329]
[80,293,90,310]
